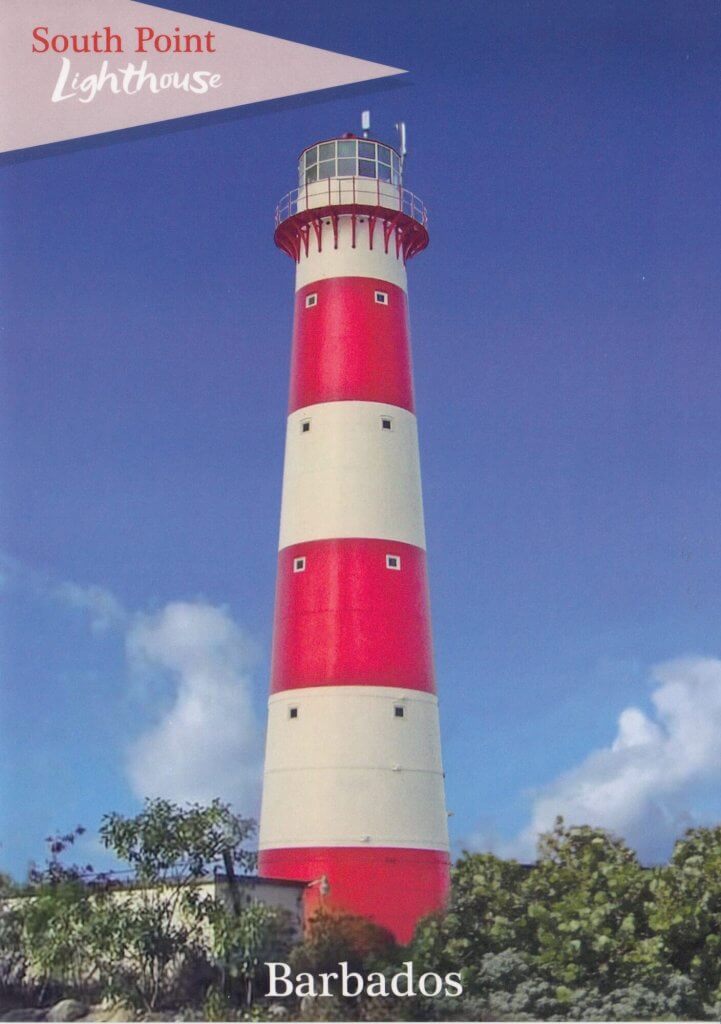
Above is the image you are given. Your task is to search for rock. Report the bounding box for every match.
[266,1006,289,1020]
[47,1001,88,1023]
[83,1007,134,1023]
[0,1011,47,1022]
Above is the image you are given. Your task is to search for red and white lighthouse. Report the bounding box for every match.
[258,129,450,943]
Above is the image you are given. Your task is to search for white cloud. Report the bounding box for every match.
[54,581,127,633]
[2,551,264,816]
[125,601,263,814]
[498,657,721,862]
[0,552,127,633]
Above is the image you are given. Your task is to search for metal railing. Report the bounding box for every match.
[275,177,428,228]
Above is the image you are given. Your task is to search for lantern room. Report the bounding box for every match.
[298,136,403,187]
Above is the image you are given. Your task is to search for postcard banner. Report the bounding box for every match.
[0,0,404,153]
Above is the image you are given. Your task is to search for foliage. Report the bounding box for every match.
[409,818,721,1020]
[99,797,256,884]
[208,899,294,1008]
[413,852,528,981]
[93,798,256,1010]
[17,800,258,1012]
[0,872,27,1000]
[290,907,397,981]
[648,824,721,1002]
[17,827,101,1000]
[9,812,721,1018]
[521,818,658,989]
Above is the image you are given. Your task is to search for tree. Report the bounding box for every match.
[93,797,257,1010]
[0,872,27,1002]
[18,827,99,1000]
[411,850,528,990]
[18,800,258,1012]
[648,825,721,1008]
[520,818,659,991]
[207,900,294,1010]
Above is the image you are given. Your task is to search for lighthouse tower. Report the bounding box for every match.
[258,129,450,943]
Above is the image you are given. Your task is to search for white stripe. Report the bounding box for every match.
[279,402,426,550]
[295,214,408,292]
[258,686,449,851]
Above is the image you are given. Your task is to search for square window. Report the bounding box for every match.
[301,420,310,433]
[381,417,392,430]
[386,554,401,570]
[318,160,335,180]
[293,557,306,573]
[319,142,335,160]
[394,705,405,718]
[359,141,376,159]
[305,166,318,185]
[337,157,356,177]
[289,707,298,719]
[337,140,356,158]
[358,159,376,178]
[305,293,317,308]
[375,291,388,305]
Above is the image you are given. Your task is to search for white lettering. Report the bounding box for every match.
[49,56,222,103]
[445,972,463,997]
[366,971,389,997]
[266,962,293,998]
[295,972,316,998]
[419,971,443,997]
[390,960,415,997]
[339,960,364,997]
[318,971,337,997]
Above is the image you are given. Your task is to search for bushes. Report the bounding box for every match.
[4,800,286,1014]
[5,812,721,1019]
[408,818,721,1020]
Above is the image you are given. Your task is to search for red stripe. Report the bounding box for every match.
[259,846,450,944]
[271,539,435,694]
[289,278,415,414]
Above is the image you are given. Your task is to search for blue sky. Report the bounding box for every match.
[2,0,721,879]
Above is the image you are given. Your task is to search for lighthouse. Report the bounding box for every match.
[258,127,450,943]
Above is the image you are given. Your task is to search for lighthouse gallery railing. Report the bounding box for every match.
[275,177,428,229]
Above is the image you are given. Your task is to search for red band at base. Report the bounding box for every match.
[258,846,450,944]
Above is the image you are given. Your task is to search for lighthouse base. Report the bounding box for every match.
[258,846,450,944]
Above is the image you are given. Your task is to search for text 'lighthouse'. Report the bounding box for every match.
[258,129,450,943]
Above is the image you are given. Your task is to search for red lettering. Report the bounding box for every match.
[135,26,154,52]
[32,26,50,53]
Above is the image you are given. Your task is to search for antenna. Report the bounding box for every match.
[395,120,407,173]
[361,110,371,139]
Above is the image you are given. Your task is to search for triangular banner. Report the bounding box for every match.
[0,0,405,153]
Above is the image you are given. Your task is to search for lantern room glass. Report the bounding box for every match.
[298,139,401,187]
